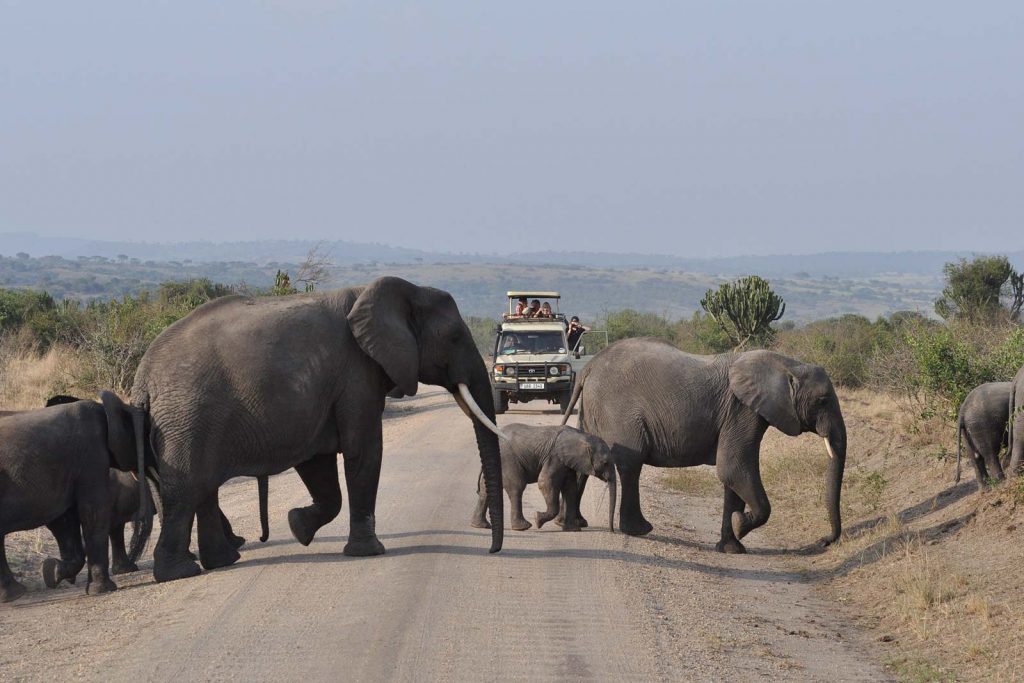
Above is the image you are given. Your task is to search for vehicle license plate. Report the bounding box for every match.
[519,382,545,390]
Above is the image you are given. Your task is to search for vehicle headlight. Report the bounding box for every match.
[549,367,560,376]
[505,366,516,376]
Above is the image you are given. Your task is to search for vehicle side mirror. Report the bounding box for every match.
[574,349,581,359]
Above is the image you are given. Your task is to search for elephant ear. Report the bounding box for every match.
[100,391,136,471]
[728,351,802,436]
[347,277,420,397]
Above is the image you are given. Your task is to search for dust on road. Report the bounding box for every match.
[0,388,887,681]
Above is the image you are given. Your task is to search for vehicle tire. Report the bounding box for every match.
[559,390,572,415]
[493,387,508,414]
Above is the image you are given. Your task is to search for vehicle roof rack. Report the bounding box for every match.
[506,291,561,299]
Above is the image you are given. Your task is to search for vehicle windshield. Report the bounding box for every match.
[497,331,566,355]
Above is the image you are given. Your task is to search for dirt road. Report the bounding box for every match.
[0,388,889,681]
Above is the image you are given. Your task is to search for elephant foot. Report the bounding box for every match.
[41,558,76,588]
[618,517,654,537]
[469,514,491,529]
[343,537,386,557]
[288,508,320,547]
[110,560,139,576]
[228,533,246,550]
[199,544,241,571]
[86,576,117,595]
[153,553,202,583]
[0,580,27,603]
[344,516,386,557]
[715,538,747,554]
[562,521,582,532]
[186,549,198,561]
[553,515,589,528]
[511,518,532,531]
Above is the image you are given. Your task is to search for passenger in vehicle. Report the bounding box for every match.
[514,297,528,317]
[526,299,542,317]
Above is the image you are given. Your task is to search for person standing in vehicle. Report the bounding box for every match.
[567,316,589,351]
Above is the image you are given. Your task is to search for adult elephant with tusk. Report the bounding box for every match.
[561,339,847,553]
[131,276,505,583]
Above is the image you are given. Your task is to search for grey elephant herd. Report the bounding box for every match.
[2,276,851,606]
[955,368,1024,490]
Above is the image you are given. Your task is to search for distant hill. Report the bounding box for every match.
[3,232,1021,277]
[2,232,1019,322]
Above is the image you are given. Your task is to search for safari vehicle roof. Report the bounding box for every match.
[500,321,568,334]
[506,291,560,299]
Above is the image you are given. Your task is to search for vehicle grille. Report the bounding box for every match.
[516,365,547,379]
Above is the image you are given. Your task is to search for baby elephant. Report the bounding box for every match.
[470,424,617,532]
[957,381,1011,489]
[0,392,147,602]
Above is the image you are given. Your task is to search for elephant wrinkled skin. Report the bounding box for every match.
[132,277,504,583]
[562,339,847,553]
[956,381,1009,489]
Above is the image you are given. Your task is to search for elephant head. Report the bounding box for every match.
[347,277,505,552]
[729,350,847,545]
[556,429,618,532]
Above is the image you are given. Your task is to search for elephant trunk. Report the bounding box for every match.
[464,371,504,553]
[821,417,846,545]
[606,464,617,533]
[258,475,269,543]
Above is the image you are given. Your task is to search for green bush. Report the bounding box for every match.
[603,309,674,343]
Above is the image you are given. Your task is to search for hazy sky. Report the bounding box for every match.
[2,2,1022,257]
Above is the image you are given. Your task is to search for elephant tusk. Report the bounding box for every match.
[823,437,836,459]
[456,384,509,441]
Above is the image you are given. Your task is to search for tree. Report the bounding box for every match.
[700,275,786,349]
[934,255,1024,322]
[270,270,297,296]
[295,243,333,293]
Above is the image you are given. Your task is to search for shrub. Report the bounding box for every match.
[603,309,674,343]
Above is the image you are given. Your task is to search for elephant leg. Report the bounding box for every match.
[109,523,137,575]
[720,458,771,543]
[342,424,386,557]
[196,490,241,571]
[152,475,202,583]
[78,494,116,595]
[981,447,1005,485]
[1007,414,1024,476]
[1,537,27,603]
[555,473,590,528]
[968,448,989,491]
[288,453,342,547]
[220,509,246,549]
[470,470,490,529]
[509,486,531,531]
[535,471,561,529]
[715,486,747,554]
[559,474,582,532]
[616,461,653,536]
[42,509,86,587]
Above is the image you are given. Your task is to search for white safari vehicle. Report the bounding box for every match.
[491,291,581,415]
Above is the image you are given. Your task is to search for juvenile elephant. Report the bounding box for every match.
[562,339,847,553]
[132,277,506,583]
[0,393,146,602]
[956,382,1010,489]
[470,423,616,532]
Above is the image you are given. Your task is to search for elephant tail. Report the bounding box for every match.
[955,410,964,484]
[127,405,155,563]
[560,368,587,426]
[258,475,269,542]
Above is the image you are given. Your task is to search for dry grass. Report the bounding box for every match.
[662,466,720,496]
[0,340,87,410]
[747,387,1023,682]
